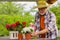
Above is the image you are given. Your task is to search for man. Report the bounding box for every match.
[31,0,58,40]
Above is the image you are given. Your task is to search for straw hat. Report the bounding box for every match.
[33,0,49,8]
[33,0,57,8]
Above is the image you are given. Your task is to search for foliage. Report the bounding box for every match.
[0,2,34,36]
[57,37,60,40]
[0,13,34,36]
[50,3,60,30]
[0,2,24,15]
[21,27,34,34]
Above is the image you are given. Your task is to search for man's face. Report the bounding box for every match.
[38,7,47,15]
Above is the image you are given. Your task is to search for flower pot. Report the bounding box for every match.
[9,31,18,39]
[18,33,23,40]
[25,33,31,40]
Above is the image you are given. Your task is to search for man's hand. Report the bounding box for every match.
[31,32,39,36]
[31,29,49,36]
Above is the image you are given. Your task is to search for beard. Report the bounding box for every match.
[39,9,47,15]
[39,13,45,15]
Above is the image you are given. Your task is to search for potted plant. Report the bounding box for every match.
[5,22,18,39]
[15,21,23,40]
[16,21,26,40]
[21,27,34,40]
[5,21,26,40]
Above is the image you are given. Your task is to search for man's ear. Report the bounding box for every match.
[46,0,57,4]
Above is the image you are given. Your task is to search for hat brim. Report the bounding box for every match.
[33,5,48,9]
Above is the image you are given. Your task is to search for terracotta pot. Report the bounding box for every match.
[25,33,31,40]
[18,33,23,40]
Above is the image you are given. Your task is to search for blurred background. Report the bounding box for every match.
[0,0,60,40]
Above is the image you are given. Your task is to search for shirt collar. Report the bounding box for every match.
[45,10,49,16]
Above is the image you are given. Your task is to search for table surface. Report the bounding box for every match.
[0,36,52,40]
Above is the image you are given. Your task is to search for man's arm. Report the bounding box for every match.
[32,12,57,36]
[36,28,49,35]
[38,13,56,34]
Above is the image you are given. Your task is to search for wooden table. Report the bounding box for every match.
[0,37,52,40]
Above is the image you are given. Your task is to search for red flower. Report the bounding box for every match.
[11,23,16,27]
[15,21,20,25]
[6,24,11,29]
[22,22,26,25]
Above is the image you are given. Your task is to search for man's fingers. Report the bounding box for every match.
[31,33,35,36]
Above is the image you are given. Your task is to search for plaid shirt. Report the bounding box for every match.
[35,10,58,39]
